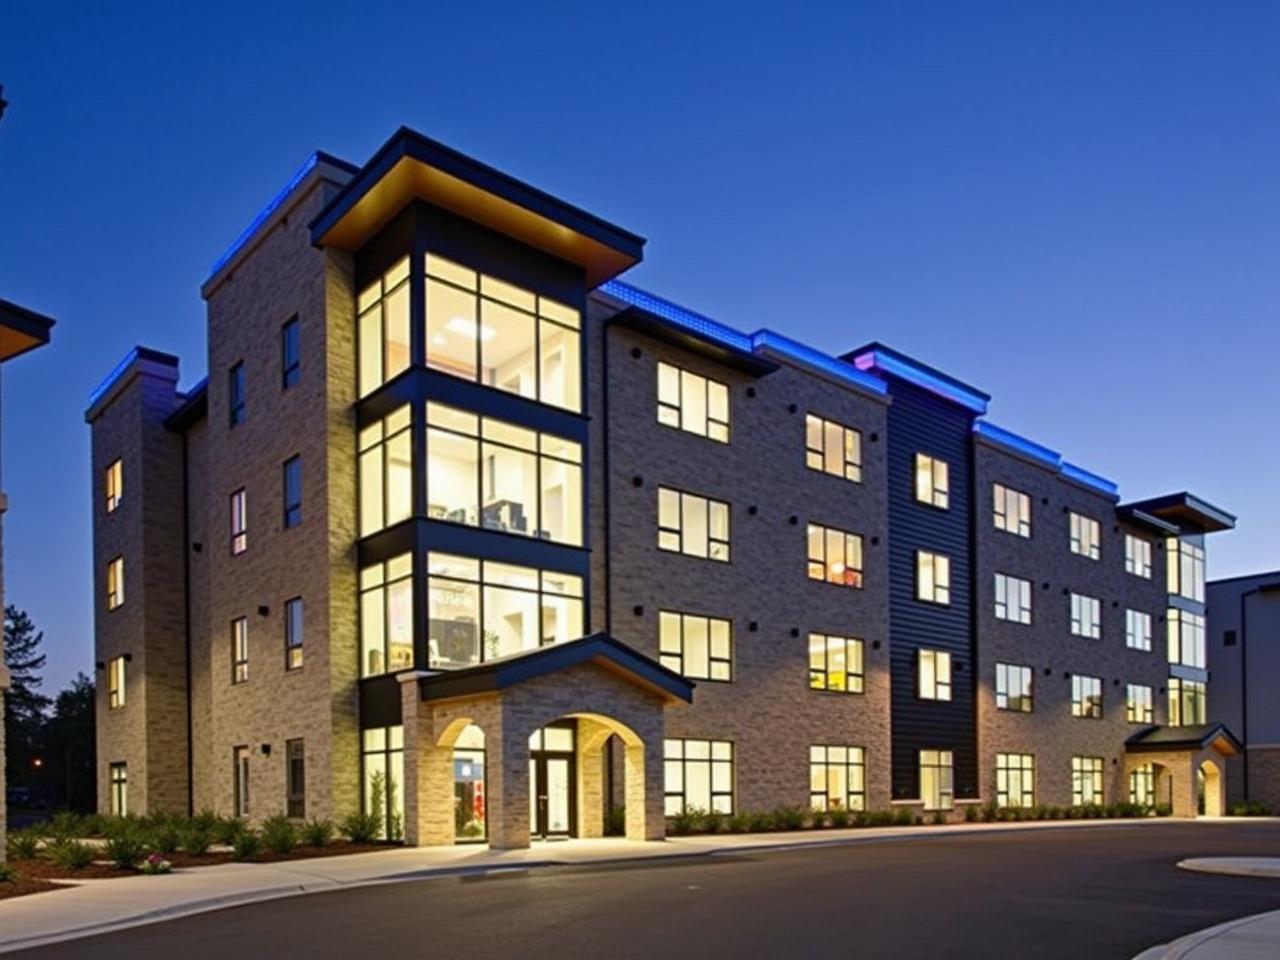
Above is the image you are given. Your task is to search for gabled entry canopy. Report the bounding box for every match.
[1126,723,1243,756]
[415,633,695,706]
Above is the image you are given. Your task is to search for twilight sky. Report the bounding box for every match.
[3,0,1278,691]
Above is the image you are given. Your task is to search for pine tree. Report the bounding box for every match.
[4,604,52,785]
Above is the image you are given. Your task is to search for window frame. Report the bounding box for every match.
[808,632,865,694]
[285,596,304,671]
[918,648,953,701]
[1125,534,1152,579]
[359,405,413,537]
[992,482,1031,537]
[1071,674,1103,719]
[1071,755,1104,806]
[657,361,730,443]
[281,316,301,390]
[108,656,126,710]
[807,523,864,588]
[996,753,1035,808]
[1126,683,1154,724]
[230,488,248,555]
[809,744,867,812]
[109,761,128,816]
[106,556,125,611]
[286,738,306,819]
[805,413,862,483]
[357,256,411,398]
[658,610,732,682]
[914,453,949,509]
[1167,537,1206,602]
[234,745,251,818]
[1069,512,1101,561]
[1070,592,1102,639]
[1126,608,1153,652]
[361,554,415,677]
[1167,609,1206,668]
[994,572,1032,624]
[105,459,123,514]
[920,749,954,811]
[1168,678,1207,726]
[916,550,951,605]
[228,361,246,427]
[658,487,730,562]
[283,455,302,529]
[664,738,734,816]
[231,617,249,684]
[995,662,1033,713]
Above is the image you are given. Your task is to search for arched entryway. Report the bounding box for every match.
[1199,759,1224,817]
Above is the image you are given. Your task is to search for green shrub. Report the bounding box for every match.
[45,812,86,843]
[260,815,297,855]
[149,821,183,855]
[48,839,95,871]
[1229,801,1272,817]
[182,822,214,857]
[341,811,382,844]
[302,818,335,848]
[727,813,751,833]
[232,829,261,861]
[703,810,726,834]
[668,807,703,836]
[930,810,946,825]
[1154,803,1173,818]
[891,807,915,826]
[829,807,851,829]
[776,806,807,831]
[214,817,245,846]
[104,828,148,870]
[0,862,19,883]
[192,809,221,832]
[80,813,108,838]
[605,806,626,837]
[747,810,777,833]
[963,804,979,823]
[7,828,40,860]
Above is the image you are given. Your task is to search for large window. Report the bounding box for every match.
[658,362,729,443]
[996,662,1033,712]
[807,523,863,588]
[230,488,247,555]
[659,488,729,562]
[809,745,866,812]
[1169,678,1207,726]
[359,406,412,537]
[920,749,954,810]
[105,459,123,514]
[282,316,301,390]
[426,553,583,669]
[228,361,246,426]
[109,762,128,816]
[664,738,733,815]
[1127,684,1154,724]
[285,597,304,671]
[107,556,124,611]
[918,649,952,701]
[231,617,249,684]
[996,753,1035,808]
[425,254,581,412]
[805,414,861,483]
[1070,592,1101,639]
[1167,537,1206,602]
[994,573,1032,624]
[808,633,864,694]
[1126,609,1153,652]
[360,554,414,677]
[993,483,1031,537]
[357,256,410,398]
[659,611,731,681]
[916,550,951,604]
[1167,609,1206,668]
[1071,674,1102,718]
[1072,756,1104,806]
[1069,512,1101,560]
[1125,534,1152,579]
[108,656,126,710]
[362,726,405,841]
[1130,763,1156,806]
[286,739,305,819]
[283,456,302,528]
[915,454,949,509]
[425,402,583,546]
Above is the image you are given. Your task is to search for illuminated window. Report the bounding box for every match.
[996,662,1033,712]
[915,453,949,509]
[1167,537,1206,602]
[109,762,128,817]
[1126,684,1153,724]
[230,617,249,684]
[1125,534,1152,579]
[1167,609,1206,668]
[425,254,581,412]
[1126,609,1153,651]
[659,611,732,681]
[808,633,864,694]
[281,316,300,389]
[360,554,414,678]
[228,362,246,427]
[362,727,405,841]
[1070,593,1101,639]
[106,556,125,611]
[659,488,729,562]
[809,745,866,812]
[358,406,412,537]
[425,402,583,546]
[108,656,126,709]
[286,739,305,818]
[105,459,123,514]
[807,523,863,587]
[920,749,954,810]
[997,753,1035,808]
[425,553,583,670]
[283,456,302,528]
[1130,763,1156,806]
[658,362,729,442]
[1069,512,1101,560]
[664,738,733,815]
[1071,674,1102,718]
[916,550,951,604]
[230,488,247,555]
[993,483,1030,537]
[1072,756,1104,806]
[805,414,861,483]
[918,649,952,701]
[1169,678,1206,726]
[994,573,1031,624]
[357,257,410,398]
[285,597,303,671]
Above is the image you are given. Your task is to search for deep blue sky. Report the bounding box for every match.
[3,1,1278,690]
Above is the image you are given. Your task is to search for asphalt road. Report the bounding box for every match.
[18,821,1280,959]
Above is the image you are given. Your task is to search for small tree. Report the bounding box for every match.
[4,605,51,788]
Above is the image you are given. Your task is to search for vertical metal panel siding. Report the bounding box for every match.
[885,381,979,799]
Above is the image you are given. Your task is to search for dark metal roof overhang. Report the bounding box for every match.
[165,378,209,432]
[310,127,645,288]
[610,306,780,376]
[416,633,694,705]
[1120,493,1236,534]
[1117,505,1181,537]
[1126,723,1244,756]
[0,298,55,362]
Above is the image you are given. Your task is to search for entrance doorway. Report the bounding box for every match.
[529,723,576,838]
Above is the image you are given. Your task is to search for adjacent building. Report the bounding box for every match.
[88,127,1237,848]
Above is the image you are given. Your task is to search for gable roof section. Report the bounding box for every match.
[1126,723,1243,755]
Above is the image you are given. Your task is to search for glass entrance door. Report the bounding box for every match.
[529,723,576,838]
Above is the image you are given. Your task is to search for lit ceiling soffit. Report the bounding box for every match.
[0,298,55,363]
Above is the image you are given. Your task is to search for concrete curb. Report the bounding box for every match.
[1132,909,1280,960]
[1177,857,1280,879]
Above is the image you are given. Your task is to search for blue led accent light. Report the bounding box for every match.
[1062,462,1119,498]
[600,280,755,354]
[852,348,989,414]
[750,330,888,396]
[87,347,141,409]
[972,420,1061,469]
[208,152,321,279]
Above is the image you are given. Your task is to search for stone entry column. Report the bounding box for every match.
[626,735,665,841]
[486,713,531,850]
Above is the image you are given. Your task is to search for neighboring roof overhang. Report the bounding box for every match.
[310,128,645,288]
[0,298,55,362]
[609,305,779,376]
[1126,723,1244,756]
[845,341,990,414]
[1117,505,1181,536]
[416,633,694,705]
[165,378,209,432]
[1119,492,1236,534]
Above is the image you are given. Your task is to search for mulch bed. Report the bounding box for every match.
[5,858,139,881]
[0,877,66,901]
[250,842,389,863]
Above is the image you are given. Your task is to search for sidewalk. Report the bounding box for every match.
[0,817,1222,953]
[1135,911,1280,960]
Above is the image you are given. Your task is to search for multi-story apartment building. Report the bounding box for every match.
[0,298,56,863]
[88,127,1237,849]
